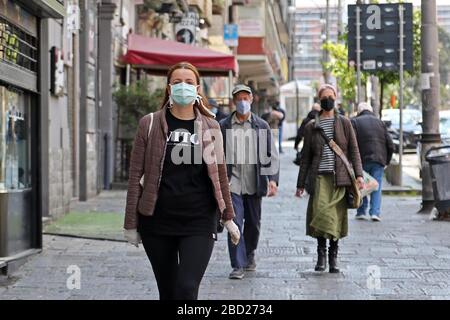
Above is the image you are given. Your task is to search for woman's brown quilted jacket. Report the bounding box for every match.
[297,113,363,194]
[124,106,235,230]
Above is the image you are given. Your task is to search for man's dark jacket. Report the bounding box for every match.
[294,110,318,150]
[219,111,280,198]
[351,110,395,166]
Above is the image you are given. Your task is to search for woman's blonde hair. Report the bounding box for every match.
[161,62,213,118]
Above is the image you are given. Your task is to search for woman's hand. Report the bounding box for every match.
[356,176,365,190]
[267,181,278,197]
[222,220,240,245]
[123,229,141,247]
[295,188,305,198]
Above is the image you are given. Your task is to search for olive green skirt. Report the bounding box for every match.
[306,175,348,240]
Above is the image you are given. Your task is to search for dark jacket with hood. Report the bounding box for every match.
[351,110,395,166]
[219,111,280,198]
[294,110,319,150]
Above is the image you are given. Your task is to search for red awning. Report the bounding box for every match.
[122,34,238,77]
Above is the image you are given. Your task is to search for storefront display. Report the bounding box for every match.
[0,85,31,192]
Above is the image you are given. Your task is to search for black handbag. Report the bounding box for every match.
[217,212,224,233]
[293,150,302,166]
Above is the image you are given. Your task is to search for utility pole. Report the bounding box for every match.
[288,3,300,128]
[337,0,343,40]
[325,0,330,83]
[355,4,362,107]
[419,0,441,213]
[371,75,380,118]
[288,4,295,83]
[398,3,405,187]
[368,0,380,118]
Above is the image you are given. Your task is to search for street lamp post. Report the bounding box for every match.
[296,79,300,129]
[325,0,330,83]
[419,0,441,213]
[289,5,300,128]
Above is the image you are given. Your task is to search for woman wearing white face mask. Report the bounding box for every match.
[124,62,240,300]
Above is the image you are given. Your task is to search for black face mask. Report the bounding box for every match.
[320,97,335,111]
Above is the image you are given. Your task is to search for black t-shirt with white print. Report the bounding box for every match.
[138,109,218,238]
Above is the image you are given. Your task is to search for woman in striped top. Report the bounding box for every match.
[296,84,364,273]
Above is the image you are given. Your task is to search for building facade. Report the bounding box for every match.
[0,0,118,263]
[292,4,338,84]
[0,0,66,259]
[234,0,289,114]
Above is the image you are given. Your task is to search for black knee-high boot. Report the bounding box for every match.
[329,240,340,273]
[315,237,327,272]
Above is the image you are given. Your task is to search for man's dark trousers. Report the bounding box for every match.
[228,192,262,269]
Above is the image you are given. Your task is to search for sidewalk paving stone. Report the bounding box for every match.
[1,148,450,300]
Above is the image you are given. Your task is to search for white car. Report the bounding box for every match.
[440,110,450,145]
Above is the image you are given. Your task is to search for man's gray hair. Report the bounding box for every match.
[358,102,373,113]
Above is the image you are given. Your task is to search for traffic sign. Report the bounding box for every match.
[348,3,413,72]
[175,12,198,45]
[224,24,238,47]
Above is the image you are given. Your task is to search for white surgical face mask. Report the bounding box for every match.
[236,100,251,115]
[169,82,198,106]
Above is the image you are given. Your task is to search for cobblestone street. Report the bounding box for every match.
[1,148,450,300]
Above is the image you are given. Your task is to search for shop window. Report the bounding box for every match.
[0,85,31,191]
[0,16,38,73]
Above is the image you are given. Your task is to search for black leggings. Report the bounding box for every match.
[141,233,214,300]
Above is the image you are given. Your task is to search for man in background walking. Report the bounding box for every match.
[351,102,395,222]
[262,101,285,154]
[220,84,280,280]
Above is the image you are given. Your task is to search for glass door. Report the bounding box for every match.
[0,85,31,191]
[0,84,33,257]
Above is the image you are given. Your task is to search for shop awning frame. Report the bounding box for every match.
[122,34,238,77]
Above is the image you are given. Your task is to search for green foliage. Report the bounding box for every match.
[113,80,164,132]
[376,9,421,95]
[439,26,450,85]
[440,83,450,109]
[323,41,364,107]
[324,7,421,111]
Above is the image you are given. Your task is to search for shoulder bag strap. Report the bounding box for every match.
[318,127,356,180]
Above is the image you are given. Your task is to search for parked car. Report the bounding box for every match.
[382,108,422,153]
[416,110,450,169]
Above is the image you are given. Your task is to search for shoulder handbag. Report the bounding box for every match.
[318,127,363,209]
[139,113,153,188]
[293,150,302,166]
[361,170,379,198]
[217,218,224,233]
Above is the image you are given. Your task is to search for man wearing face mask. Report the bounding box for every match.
[219,84,280,280]
[208,98,228,122]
